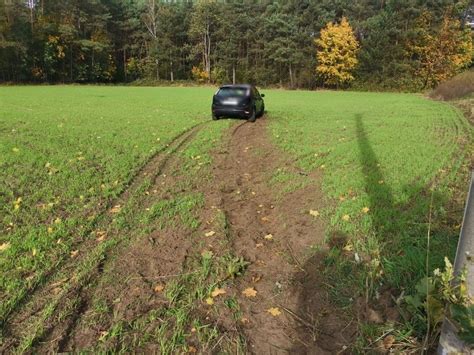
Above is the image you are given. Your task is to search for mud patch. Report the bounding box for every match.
[212,118,355,353]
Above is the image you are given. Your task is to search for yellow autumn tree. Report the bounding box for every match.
[315,17,359,88]
[410,11,473,88]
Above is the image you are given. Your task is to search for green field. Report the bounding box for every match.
[0,86,471,351]
[0,86,216,323]
[269,91,470,286]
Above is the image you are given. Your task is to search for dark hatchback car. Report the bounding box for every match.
[212,84,265,122]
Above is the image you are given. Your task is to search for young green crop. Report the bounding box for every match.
[0,86,216,324]
[267,89,472,325]
[1,86,470,350]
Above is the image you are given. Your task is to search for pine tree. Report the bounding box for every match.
[315,17,360,88]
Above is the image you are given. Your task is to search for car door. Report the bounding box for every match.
[252,87,263,113]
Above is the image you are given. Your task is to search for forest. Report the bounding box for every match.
[0,0,473,90]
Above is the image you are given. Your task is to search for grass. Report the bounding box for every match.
[1,86,472,351]
[267,89,472,344]
[1,87,233,352]
[0,86,216,327]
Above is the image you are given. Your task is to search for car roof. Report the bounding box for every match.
[219,84,253,89]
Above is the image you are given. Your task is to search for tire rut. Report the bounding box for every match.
[213,117,355,353]
[0,122,207,352]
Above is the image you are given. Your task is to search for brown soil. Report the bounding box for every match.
[1,117,356,353]
[209,118,355,353]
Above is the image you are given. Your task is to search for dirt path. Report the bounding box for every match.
[211,118,355,353]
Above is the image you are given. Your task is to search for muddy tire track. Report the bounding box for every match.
[0,122,207,352]
[213,117,355,353]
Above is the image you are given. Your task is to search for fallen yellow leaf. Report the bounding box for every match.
[343,244,353,251]
[264,234,273,240]
[342,214,350,221]
[361,207,370,214]
[240,317,250,324]
[32,248,37,257]
[0,242,11,252]
[382,335,396,350]
[267,307,282,316]
[205,231,216,237]
[256,243,264,248]
[205,297,214,305]
[70,250,79,258]
[154,284,165,293]
[211,288,226,298]
[111,205,121,214]
[242,287,257,298]
[96,230,106,242]
[309,210,320,217]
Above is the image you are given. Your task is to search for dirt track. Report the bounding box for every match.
[1,117,355,353]
[211,118,355,353]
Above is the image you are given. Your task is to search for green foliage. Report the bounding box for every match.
[1,1,472,89]
[404,258,471,341]
[220,255,250,279]
[451,304,474,344]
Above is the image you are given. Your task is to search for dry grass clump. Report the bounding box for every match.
[430,71,474,101]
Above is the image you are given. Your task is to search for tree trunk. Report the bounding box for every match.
[232,64,236,84]
[156,59,159,80]
[289,63,294,88]
[70,46,73,81]
[201,22,212,82]
[123,49,127,81]
[170,60,174,82]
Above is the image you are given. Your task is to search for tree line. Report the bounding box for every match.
[0,0,472,90]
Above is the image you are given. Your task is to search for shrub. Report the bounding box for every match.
[191,66,209,83]
[430,71,474,101]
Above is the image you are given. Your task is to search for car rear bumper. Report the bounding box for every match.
[212,105,252,118]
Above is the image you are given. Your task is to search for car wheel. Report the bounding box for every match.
[258,105,265,118]
[248,107,256,122]
[212,113,219,120]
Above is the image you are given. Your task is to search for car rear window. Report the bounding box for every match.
[217,87,249,97]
